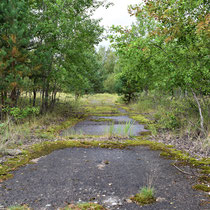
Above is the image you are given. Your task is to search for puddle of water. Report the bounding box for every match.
[61,115,148,136]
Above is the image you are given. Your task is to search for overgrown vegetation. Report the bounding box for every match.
[110,0,210,139]
[1,1,209,208]
[124,93,210,157]
[0,0,112,121]
[0,94,86,152]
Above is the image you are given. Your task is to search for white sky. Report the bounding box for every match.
[93,0,142,48]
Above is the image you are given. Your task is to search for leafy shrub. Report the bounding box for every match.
[3,106,40,122]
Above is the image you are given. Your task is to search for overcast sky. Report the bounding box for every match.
[93,0,142,48]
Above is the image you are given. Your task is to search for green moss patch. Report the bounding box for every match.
[192,184,210,192]
[64,203,106,210]
[198,175,210,182]
[7,205,29,210]
[129,114,151,124]
[139,131,152,136]
[85,105,119,115]
[89,118,114,122]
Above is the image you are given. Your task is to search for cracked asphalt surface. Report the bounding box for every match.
[0,146,209,209]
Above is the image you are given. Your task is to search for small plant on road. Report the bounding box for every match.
[107,120,135,137]
[107,121,115,137]
[123,120,135,136]
[131,186,156,205]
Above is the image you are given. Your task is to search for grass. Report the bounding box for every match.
[108,121,115,137]
[81,93,119,106]
[123,120,135,136]
[85,105,119,115]
[131,186,156,205]
[129,114,151,124]
[106,120,135,137]
[0,93,87,153]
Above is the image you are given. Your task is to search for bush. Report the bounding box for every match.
[3,106,40,122]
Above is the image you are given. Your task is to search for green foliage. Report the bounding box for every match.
[131,187,156,205]
[97,47,119,93]
[3,106,39,122]
[0,0,108,118]
[109,0,210,134]
[154,109,180,130]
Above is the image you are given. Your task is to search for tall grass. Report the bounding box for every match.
[123,120,135,136]
[0,92,86,152]
[107,120,135,137]
[108,121,115,136]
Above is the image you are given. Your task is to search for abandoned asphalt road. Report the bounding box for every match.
[0,146,208,209]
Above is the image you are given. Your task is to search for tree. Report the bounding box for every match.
[0,0,31,108]
[0,0,108,118]
[110,0,209,133]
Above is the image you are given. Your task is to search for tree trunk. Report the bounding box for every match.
[191,89,205,135]
[41,87,45,114]
[10,87,17,107]
[33,89,37,107]
[45,83,49,111]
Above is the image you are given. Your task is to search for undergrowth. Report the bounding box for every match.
[124,92,210,154]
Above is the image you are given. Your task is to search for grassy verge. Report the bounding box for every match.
[0,94,87,153]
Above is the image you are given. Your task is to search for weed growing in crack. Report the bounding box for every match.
[123,120,135,136]
[108,121,115,137]
[131,186,156,205]
[131,168,158,205]
[107,120,135,137]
